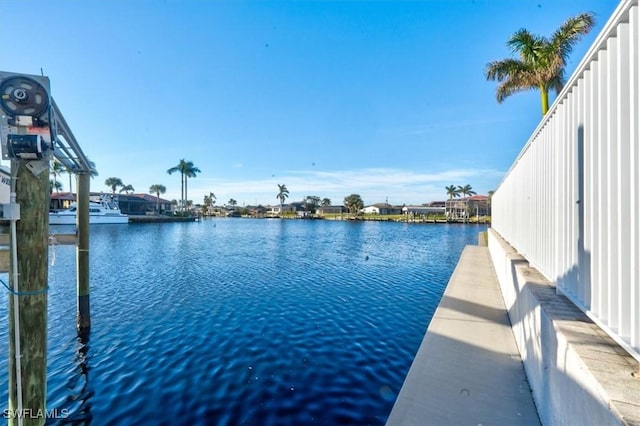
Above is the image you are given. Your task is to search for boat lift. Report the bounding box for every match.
[1,70,93,426]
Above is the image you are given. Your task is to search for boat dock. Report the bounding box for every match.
[386,244,540,425]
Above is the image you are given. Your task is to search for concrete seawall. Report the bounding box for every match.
[488,228,640,425]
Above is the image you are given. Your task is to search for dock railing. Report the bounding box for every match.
[491,0,639,361]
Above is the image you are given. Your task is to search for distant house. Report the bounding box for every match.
[361,203,403,215]
[467,195,490,216]
[402,205,445,215]
[316,205,346,215]
[49,192,173,215]
[266,204,296,215]
[111,193,173,215]
[445,195,490,219]
[50,192,76,211]
[425,201,446,208]
[247,205,267,218]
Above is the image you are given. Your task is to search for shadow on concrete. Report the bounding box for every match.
[386,327,540,426]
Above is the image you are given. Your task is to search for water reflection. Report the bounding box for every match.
[54,331,93,425]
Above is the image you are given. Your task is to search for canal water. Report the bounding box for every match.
[0,219,486,425]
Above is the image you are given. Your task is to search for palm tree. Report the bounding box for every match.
[203,192,216,215]
[105,177,124,197]
[458,184,476,199]
[457,184,477,222]
[149,184,167,213]
[305,195,321,214]
[228,198,238,207]
[50,160,65,193]
[167,159,201,214]
[88,159,99,179]
[119,184,135,194]
[445,185,460,200]
[63,164,73,193]
[321,198,332,206]
[485,12,595,115]
[344,194,364,217]
[49,179,63,194]
[276,184,289,216]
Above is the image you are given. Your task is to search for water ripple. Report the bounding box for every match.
[0,219,486,425]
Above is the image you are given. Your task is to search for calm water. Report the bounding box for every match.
[1,219,486,425]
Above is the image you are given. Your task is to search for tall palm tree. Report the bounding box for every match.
[344,194,364,217]
[105,177,124,197]
[149,184,167,213]
[445,185,460,200]
[203,192,216,215]
[485,12,595,115]
[63,164,73,193]
[167,159,201,214]
[49,179,63,194]
[321,198,332,206]
[458,184,477,222]
[119,184,135,194]
[50,160,65,193]
[88,159,99,179]
[276,184,289,216]
[458,184,477,199]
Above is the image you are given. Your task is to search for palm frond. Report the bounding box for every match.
[507,29,546,63]
[551,12,595,63]
[496,75,538,103]
[485,58,529,81]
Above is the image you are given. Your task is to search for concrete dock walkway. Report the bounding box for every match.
[387,245,540,426]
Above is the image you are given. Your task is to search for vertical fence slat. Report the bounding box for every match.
[629,5,639,350]
[616,22,631,338]
[598,47,610,322]
[607,35,619,331]
[588,62,600,316]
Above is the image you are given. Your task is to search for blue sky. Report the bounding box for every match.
[0,0,619,206]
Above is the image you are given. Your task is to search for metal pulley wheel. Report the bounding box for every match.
[0,75,50,118]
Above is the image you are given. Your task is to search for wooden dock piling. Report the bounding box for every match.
[76,173,91,333]
[8,159,49,426]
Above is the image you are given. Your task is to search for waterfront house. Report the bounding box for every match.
[445,195,490,219]
[361,203,403,215]
[402,205,446,216]
[110,193,173,215]
[50,192,173,215]
[266,204,298,216]
[50,192,77,211]
[316,205,346,216]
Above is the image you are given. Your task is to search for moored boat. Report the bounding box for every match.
[49,195,128,225]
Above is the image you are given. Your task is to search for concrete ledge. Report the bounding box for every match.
[387,245,540,425]
[488,228,640,426]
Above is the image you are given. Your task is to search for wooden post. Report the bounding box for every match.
[76,173,90,333]
[8,158,49,426]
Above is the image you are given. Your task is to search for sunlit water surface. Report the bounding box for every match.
[0,219,486,425]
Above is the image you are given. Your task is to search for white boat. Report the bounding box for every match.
[49,195,129,225]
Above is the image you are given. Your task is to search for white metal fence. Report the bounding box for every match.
[491,0,639,360]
